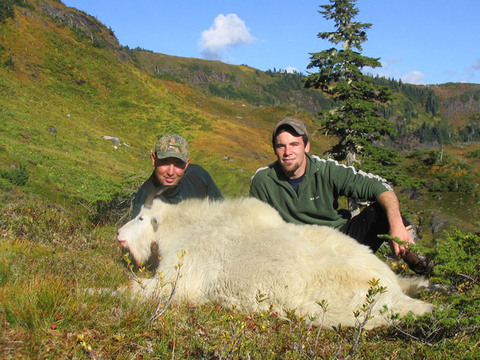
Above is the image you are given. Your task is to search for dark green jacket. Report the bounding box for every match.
[132,164,223,218]
[249,155,391,228]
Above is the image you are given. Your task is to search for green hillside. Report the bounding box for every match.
[131,49,333,112]
[0,0,325,207]
[1,0,479,233]
[1,0,479,231]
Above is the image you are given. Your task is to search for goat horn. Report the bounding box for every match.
[144,186,172,208]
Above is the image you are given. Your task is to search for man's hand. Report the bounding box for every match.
[377,191,413,258]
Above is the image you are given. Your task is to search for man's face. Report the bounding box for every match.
[274,130,310,179]
[151,153,190,186]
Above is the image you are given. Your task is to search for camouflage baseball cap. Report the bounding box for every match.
[154,134,189,162]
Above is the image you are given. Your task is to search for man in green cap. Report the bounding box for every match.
[250,118,433,276]
[132,134,223,217]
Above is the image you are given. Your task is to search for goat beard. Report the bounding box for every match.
[151,242,159,255]
[146,242,160,270]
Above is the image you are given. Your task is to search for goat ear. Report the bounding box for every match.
[144,186,174,208]
[151,216,160,232]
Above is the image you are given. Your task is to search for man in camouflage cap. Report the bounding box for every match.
[154,134,189,164]
[132,134,223,217]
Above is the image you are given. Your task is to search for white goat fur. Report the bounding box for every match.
[117,197,433,329]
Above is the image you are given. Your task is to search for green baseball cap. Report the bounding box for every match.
[273,118,308,138]
[154,134,189,162]
[272,118,308,146]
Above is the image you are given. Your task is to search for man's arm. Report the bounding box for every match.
[185,165,223,200]
[376,190,412,258]
[206,177,223,199]
[201,169,223,200]
[249,173,269,203]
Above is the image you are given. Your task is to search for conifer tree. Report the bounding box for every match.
[305,0,396,168]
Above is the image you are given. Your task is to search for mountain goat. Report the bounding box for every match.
[117,194,433,329]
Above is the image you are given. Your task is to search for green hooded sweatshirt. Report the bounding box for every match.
[250,155,392,228]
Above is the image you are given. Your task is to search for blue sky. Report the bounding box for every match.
[63,0,480,85]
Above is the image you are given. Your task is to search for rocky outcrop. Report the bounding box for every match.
[38,0,124,53]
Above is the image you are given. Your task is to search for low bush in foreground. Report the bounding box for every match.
[0,192,479,359]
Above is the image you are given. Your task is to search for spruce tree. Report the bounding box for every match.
[305,0,396,170]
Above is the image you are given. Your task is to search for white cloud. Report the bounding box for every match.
[381,57,402,68]
[401,71,425,85]
[363,57,403,80]
[465,58,480,82]
[471,58,480,70]
[282,66,298,74]
[199,13,254,61]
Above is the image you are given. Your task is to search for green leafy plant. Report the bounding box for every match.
[429,231,479,287]
[0,164,29,186]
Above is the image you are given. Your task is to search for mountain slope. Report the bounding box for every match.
[130,49,333,114]
[0,0,330,207]
[434,82,480,126]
